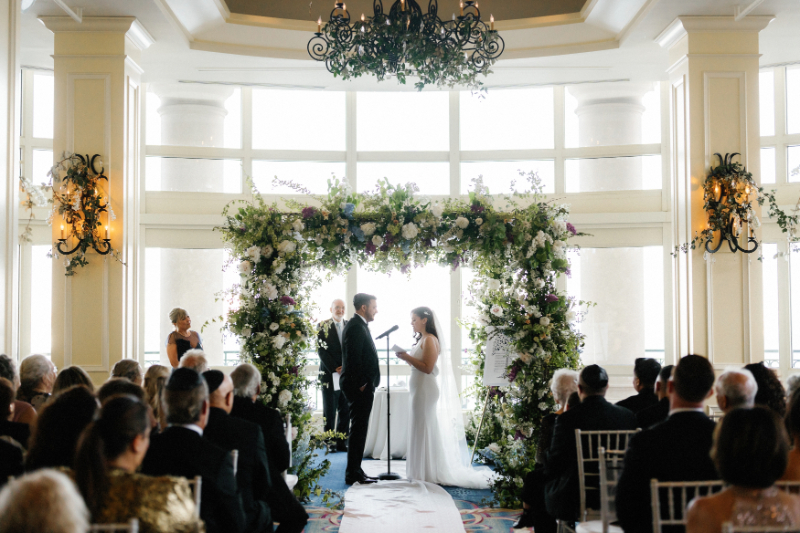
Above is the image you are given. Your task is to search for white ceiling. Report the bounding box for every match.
[19,0,800,91]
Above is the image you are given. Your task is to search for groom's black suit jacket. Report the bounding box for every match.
[339,314,380,395]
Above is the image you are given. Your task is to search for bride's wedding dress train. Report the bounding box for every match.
[406,335,493,489]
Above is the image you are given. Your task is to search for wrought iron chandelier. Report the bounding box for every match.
[308,0,505,90]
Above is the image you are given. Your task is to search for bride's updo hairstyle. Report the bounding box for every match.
[411,307,438,344]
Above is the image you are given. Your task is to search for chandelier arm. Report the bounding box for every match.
[56,239,83,256]
[93,239,112,255]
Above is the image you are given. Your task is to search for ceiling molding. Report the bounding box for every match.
[655,15,775,49]
[38,15,136,34]
[126,20,156,51]
[189,39,310,61]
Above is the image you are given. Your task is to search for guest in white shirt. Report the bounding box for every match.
[317,299,350,452]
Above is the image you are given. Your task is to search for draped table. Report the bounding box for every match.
[363,387,409,460]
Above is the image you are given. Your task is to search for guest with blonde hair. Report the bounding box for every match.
[111,359,144,386]
[0,469,89,533]
[166,308,203,368]
[52,366,94,395]
[144,365,170,431]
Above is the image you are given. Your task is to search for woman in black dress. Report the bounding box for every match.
[166,307,203,368]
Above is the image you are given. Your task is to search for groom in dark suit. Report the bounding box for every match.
[340,293,381,485]
[317,298,350,452]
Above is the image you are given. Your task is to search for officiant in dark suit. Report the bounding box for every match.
[340,293,381,485]
[317,298,350,452]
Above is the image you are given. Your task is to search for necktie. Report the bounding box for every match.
[335,320,342,345]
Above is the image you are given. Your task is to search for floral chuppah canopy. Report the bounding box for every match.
[217,174,584,506]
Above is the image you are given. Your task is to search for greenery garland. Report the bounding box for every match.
[215,173,585,505]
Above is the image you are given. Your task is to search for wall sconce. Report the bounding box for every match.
[703,153,759,254]
[53,153,115,275]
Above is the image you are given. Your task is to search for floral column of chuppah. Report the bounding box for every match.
[216,174,585,506]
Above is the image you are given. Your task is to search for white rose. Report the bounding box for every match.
[478,314,492,325]
[245,245,261,263]
[238,260,253,274]
[431,203,444,218]
[241,327,252,337]
[269,322,280,331]
[315,236,323,245]
[401,222,419,240]
[566,311,577,322]
[361,222,376,236]
[372,235,384,246]
[271,335,286,349]
[261,245,274,258]
[455,216,469,229]
[292,219,305,232]
[487,279,501,291]
[488,442,500,453]
[553,220,568,236]
[278,389,292,407]
[519,352,533,365]
[476,218,483,226]
[277,240,297,253]
[490,305,503,317]
[273,261,286,275]
[265,284,279,300]
[534,278,545,289]
[539,317,551,326]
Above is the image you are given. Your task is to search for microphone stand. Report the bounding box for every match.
[378,330,401,481]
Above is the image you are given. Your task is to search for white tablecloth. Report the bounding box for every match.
[363,388,409,460]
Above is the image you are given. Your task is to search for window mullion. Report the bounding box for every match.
[779,241,793,373]
[449,91,460,196]
[554,85,566,195]
[776,67,789,185]
[242,86,253,191]
[346,91,357,189]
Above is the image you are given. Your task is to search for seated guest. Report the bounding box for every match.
[616,354,719,533]
[0,355,35,425]
[17,354,57,411]
[0,378,24,483]
[781,388,800,481]
[144,364,170,430]
[617,358,662,414]
[744,362,786,416]
[52,366,94,395]
[515,368,579,531]
[179,350,209,374]
[75,395,203,533]
[230,363,291,476]
[714,369,757,414]
[566,391,581,411]
[140,368,245,533]
[0,377,30,448]
[110,359,144,386]
[25,385,98,471]
[686,407,800,533]
[636,365,674,429]
[97,377,145,405]
[203,370,276,533]
[787,375,800,402]
[0,469,89,533]
[545,364,637,523]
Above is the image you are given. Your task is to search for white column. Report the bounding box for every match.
[0,0,19,359]
[569,83,652,366]
[152,83,232,366]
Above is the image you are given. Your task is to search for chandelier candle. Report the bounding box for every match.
[308,0,504,90]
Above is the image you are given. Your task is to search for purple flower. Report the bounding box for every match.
[401,264,411,275]
[365,241,377,255]
[290,366,299,376]
[567,222,577,235]
[514,430,527,441]
[565,268,572,278]
[239,226,247,233]
[507,365,520,383]
[280,296,296,306]
[451,254,463,271]
[545,294,559,303]
[301,207,317,219]
[384,234,394,246]
[471,204,485,214]
[488,387,506,399]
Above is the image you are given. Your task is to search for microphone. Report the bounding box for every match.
[375,325,399,340]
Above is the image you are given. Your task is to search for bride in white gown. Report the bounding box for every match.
[396,306,492,489]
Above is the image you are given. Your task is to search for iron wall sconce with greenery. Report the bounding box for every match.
[51,153,120,276]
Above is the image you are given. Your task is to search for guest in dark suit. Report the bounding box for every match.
[202,370,274,533]
[340,293,381,485]
[515,369,579,530]
[636,364,673,429]
[317,299,350,451]
[544,364,637,522]
[616,355,719,533]
[140,368,246,533]
[229,363,309,533]
[714,368,757,413]
[617,358,661,414]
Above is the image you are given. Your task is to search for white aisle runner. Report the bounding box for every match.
[340,462,465,533]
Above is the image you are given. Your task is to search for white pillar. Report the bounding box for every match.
[569,83,652,366]
[152,83,232,366]
[0,0,19,359]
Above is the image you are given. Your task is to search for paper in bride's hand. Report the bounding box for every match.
[391,344,410,353]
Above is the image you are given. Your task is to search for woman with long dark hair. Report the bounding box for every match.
[74,395,202,533]
[396,306,492,488]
